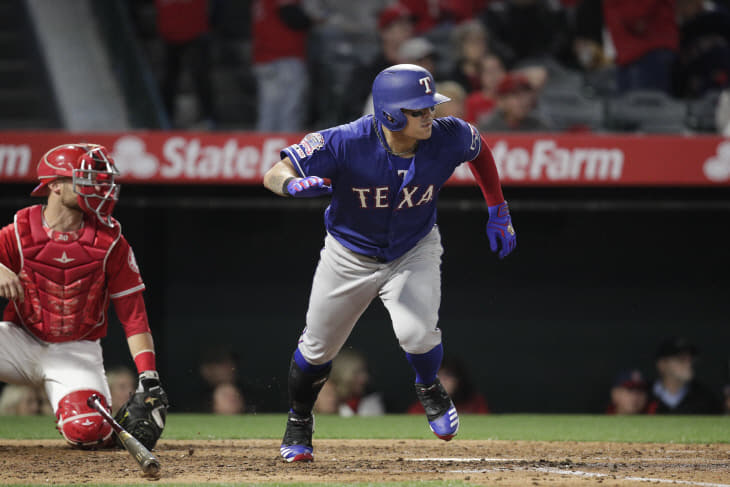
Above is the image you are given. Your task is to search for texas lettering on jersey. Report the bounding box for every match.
[351,183,434,209]
[281,115,481,262]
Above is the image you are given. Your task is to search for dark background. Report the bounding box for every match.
[1,183,729,414]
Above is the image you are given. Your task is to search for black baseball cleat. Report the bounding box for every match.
[280,410,314,462]
[415,378,459,441]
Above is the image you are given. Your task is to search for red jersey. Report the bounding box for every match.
[155,0,210,43]
[603,0,678,66]
[465,92,496,126]
[0,206,150,342]
[252,0,307,63]
[400,0,488,33]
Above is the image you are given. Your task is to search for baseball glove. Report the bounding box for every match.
[114,372,169,450]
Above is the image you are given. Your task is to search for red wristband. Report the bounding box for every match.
[133,350,156,374]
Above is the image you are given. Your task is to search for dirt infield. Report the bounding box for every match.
[0,439,728,486]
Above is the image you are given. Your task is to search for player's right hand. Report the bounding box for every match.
[286,176,332,198]
[0,264,23,302]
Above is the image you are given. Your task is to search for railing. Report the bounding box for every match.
[89,0,170,129]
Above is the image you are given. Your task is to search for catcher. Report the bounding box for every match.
[0,143,168,450]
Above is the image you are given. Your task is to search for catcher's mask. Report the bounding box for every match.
[32,143,121,227]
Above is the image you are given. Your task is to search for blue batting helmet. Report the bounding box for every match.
[372,64,450,131]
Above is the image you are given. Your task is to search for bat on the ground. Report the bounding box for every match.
[87,394,160,477]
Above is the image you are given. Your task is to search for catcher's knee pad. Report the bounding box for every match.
[56,390,113,448]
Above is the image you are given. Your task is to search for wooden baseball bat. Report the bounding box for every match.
[87,394,161,477]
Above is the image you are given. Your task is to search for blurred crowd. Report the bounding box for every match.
[134,0,730,134]
[1,335,727,416]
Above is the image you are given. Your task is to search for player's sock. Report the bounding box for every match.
[405,343,443,386]
[288,347,332,416]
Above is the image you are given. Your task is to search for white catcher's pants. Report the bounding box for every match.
[298,226,444,365]
[0,321,111,413]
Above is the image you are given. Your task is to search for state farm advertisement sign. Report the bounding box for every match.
[1,131,729,186]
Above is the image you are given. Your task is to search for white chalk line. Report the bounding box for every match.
[406,457,730,487]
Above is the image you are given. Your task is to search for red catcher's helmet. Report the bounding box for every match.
[32,143,121,227]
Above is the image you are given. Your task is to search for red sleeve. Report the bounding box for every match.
[113,292,151,337]
[106,234,150,337]
[467,136,504,207]
[0,223,21,272]
[106,235,145,299]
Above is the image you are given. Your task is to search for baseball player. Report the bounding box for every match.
[0,144,168,449]
[263,64,516,462]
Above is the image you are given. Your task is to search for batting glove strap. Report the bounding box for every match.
[486,201,517,259]
[285,176,332,198]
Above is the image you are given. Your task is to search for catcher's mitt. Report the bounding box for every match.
[114,372,169,450]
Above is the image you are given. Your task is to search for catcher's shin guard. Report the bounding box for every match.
[415,378,459,441]
[287,348,332,416]
[56,390,114,448]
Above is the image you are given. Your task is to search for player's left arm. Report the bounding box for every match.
[107,236,166,395]
[467,135,517,259]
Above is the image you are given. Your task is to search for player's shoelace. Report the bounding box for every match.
[415,379,459,441]
[280,411,314,462]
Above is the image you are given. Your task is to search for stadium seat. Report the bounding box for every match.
[538,89,604,132]
[583,66,618,98]
[685,90,721,133]
[605,90,688,133]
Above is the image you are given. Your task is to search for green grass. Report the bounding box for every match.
[1,413,728,443]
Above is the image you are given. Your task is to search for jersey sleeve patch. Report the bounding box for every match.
[127,248,140,274]
[467,123,481,161]
[280,132,326,177]
[301,133,325,155]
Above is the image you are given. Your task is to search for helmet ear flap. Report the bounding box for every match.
[380,110,406,131]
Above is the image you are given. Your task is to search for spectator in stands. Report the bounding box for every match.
[339,3,415,123]
[0,384,45,415]
[399,37,439,77]
[434,81,467,118]
[192,345,244,412]
[211,382,246,415]
[570,0,612,73]
[400,0,489,34]
[106,365,136,415]
[155,0,216,129]
[302,0,390,126]
[480,0,572,69]
[313,348,385,416]
[479,72,553,132]
[675,0,730,98]
[605,368,650,414]
[407,356,489,414]
[252,0,312,132]
[449,20,491,93]
[363,36,441,115]
[647,336,723,414]
[602,0,678,94]
[464,54,505,126]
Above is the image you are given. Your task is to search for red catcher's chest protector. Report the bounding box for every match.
[12,205,120,342]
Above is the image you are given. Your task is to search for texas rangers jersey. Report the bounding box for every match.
[281,115,481,261]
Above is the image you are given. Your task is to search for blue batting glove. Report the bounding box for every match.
[286,176,332,198]
[486,201,516,259]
